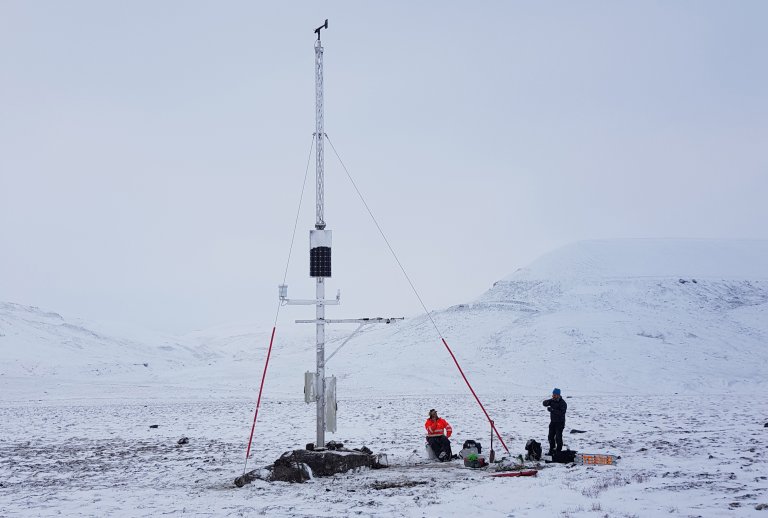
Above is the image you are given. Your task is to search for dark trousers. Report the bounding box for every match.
[548,422,565,453]
[427,436,452,461]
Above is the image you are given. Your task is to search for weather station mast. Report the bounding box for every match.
[279,20,402,448]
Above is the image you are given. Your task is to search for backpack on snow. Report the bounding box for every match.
[525,439,542,461]
[462,440,482,454]
[459,440,482,459]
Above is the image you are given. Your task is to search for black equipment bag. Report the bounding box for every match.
[551,449,577,463]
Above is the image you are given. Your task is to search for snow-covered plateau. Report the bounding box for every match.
[1,239,767,517]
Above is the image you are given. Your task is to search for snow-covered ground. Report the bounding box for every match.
[2,395,766,517]
[2,239,768,516]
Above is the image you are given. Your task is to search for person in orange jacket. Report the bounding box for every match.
[425,408,453,461]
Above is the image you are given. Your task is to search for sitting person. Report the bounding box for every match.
[425,408,453,461]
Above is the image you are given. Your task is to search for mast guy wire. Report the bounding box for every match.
[325,133,510,453]
[325,134,436,329]
[277,133,317,324]
[242,134,316,477]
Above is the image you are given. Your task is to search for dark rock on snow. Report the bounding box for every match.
[235,447,387,487]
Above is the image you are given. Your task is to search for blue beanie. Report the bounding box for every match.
[552,388,561,395]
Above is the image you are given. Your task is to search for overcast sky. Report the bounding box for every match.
[2,2,767,334]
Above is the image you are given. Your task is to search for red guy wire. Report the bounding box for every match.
[244,326,277,463]
[441,337,510,454]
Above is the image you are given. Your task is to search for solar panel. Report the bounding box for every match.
[310,246,332,277]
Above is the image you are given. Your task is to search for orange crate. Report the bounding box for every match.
[576,453,616,465]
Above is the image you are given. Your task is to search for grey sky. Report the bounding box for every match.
[1,2,767,333]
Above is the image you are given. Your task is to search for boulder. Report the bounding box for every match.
[235,447,387,487]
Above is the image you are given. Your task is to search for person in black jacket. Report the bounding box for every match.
[543,388,567,455]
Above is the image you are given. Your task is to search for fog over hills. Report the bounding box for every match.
[2,239,767,401]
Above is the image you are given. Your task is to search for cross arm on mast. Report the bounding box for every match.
[295,317,405,324]
[279,285,340,306]
[284,299,340,306]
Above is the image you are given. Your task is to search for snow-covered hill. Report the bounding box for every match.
[2,239,767,400]
[0,302,217,400]
[507,238,768,280]
[201,238,768,397]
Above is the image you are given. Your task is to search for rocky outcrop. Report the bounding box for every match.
[235,447,387,486]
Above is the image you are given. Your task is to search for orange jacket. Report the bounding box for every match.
[425,417,452,438]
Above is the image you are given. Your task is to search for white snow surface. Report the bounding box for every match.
[2,239,767,516]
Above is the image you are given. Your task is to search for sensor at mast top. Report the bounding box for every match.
[314,19,328,41]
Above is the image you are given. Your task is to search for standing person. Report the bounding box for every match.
[425,409,453,461]
[543,388,567,455]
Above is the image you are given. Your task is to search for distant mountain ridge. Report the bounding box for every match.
[506,239,768,280]
[0,301,217,400]
[294,239,768,396]
[2,239,767,400]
